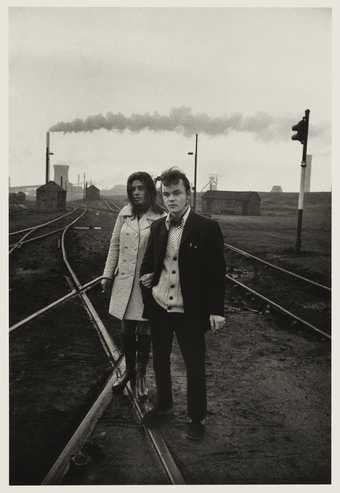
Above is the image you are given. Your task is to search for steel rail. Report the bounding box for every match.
[224,242,331,292]
[9,227,65,249]
[61,209,122,362]
[9,209,77,235]
[9,228,38,254]
[80,204,115,214]
[42,208,185,485]
[103,199,120,212]
[130,395,185,484]
[42,372,120,484]
[225,273,331,340]
[42,210,125,484]
[9,209,81,255]
[9,276,103,333]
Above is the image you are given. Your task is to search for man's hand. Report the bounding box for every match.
[140,273,154,288]
[101,278,112,296]
[209,314,225,333]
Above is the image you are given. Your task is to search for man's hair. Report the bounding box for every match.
[159,167,191,194]
[126,171,163,214]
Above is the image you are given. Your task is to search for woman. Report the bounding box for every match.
[101,172,164,398]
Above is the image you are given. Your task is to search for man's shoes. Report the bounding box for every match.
[185,421,205,441]
[142,405,173,425]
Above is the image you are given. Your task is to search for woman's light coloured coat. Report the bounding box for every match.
[103,204,164,320]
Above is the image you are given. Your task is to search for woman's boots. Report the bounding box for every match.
[113,330,136,393]
[136,333,151,399]
[113,331,151,399]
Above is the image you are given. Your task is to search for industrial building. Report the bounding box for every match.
[271,186,283,193]
[201,191,261,216]
[9,192,26,204]
[36,181,66,211]
[85,185,100,202]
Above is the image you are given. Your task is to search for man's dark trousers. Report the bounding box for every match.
[150,301,207,423]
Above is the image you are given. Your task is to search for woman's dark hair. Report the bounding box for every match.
[159,167,191,194]
[126,171,163,215]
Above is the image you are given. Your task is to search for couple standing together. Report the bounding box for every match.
[102,167,226,441]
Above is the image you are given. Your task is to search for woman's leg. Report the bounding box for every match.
[136,322,151,397]
[113,320,137,392]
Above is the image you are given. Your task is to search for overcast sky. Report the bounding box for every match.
[9,6,331,192]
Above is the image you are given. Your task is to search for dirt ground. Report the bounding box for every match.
[61,299,331,485]
[160,308,330,484]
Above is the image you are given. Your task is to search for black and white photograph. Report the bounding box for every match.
[6,1,334,487]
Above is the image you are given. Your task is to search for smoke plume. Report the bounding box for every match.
[49,106,327,141]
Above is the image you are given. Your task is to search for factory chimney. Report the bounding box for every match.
[45,132,55,184]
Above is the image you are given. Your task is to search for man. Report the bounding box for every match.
[140,167,226,441]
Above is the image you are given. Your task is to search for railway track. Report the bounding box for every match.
[9,209,80,254]
[102,198,121,212]
[10,205,185,485]
[224,243,331,340]
[9,208,88,325]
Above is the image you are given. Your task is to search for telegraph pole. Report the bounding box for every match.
[291,109,310,253]
[193,133,198,211]
[83,173,86,201]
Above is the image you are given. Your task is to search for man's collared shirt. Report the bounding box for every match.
[152,206,191,313]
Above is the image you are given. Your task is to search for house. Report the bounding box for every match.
[85,185,100,202]
[36,181,66,211]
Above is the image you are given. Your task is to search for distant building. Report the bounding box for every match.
[36,181,66,211]
[9,191,26,204]
[201,191,261,216]
[85,185,100,201]
[271,185,283,193]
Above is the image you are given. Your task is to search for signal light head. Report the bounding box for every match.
[291,117,307,144]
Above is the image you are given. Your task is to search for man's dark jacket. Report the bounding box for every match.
[140,210,226,330]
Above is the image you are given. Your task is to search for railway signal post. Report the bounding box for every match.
[291,109,310,253]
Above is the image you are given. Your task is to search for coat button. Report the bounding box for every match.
[173,256,177,261]
[169,296,173,300]
[172,271,176,274]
